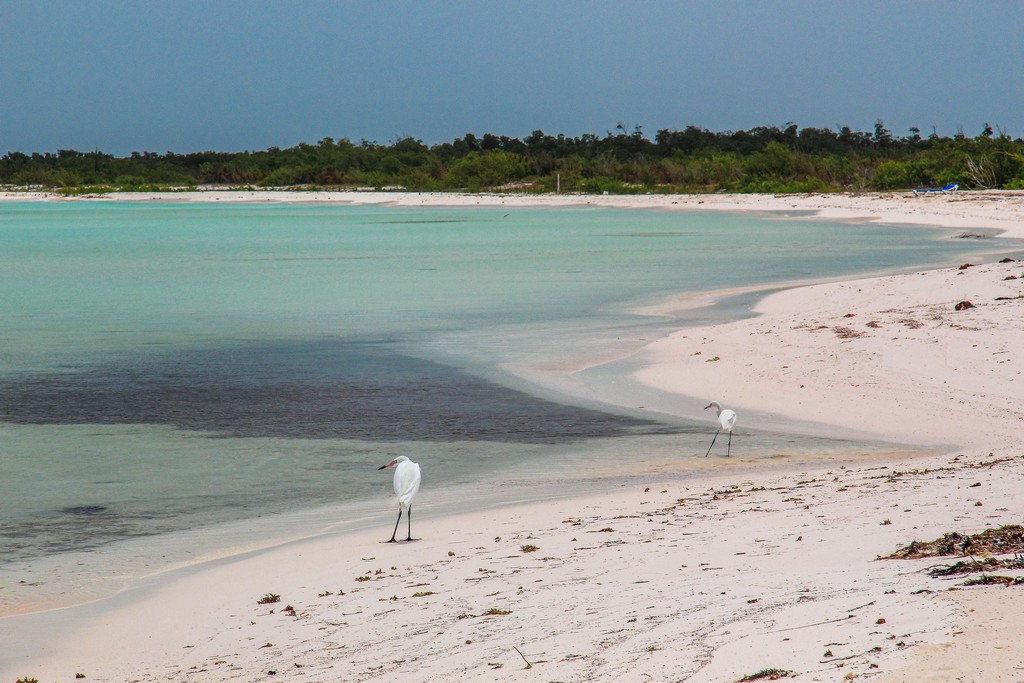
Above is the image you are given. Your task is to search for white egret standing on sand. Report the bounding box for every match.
[378,455,421,542]
[703,401,737,457]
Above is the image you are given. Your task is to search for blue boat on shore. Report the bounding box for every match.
[912,183,959,194]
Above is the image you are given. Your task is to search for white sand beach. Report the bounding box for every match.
[2,190,1024,682]
[6,187,1024,237]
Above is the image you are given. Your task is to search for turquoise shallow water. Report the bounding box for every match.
[0,201,999,612]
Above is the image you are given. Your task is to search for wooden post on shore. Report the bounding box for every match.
[556,173,560,194]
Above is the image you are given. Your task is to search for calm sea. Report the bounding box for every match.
[0,201,999,612]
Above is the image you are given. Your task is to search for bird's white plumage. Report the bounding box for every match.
[378,455,422,542]
[706,400,736,432]
[703,400,737,457]
[391,455,421,509]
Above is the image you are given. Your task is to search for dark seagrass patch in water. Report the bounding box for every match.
[0,339,679,443]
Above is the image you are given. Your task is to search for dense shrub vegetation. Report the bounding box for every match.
[3,122,1023,194]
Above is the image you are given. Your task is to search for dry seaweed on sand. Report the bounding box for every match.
[928,557,1024,577]
[832,325,865,339]
[736,669,793,681]
[962,575,1024,587]
[883,525,1024,559]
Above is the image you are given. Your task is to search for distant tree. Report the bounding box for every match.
[3,121,1021,193]
[443,150,529,190]
[873,120,894,147]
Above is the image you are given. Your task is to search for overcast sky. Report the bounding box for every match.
[2,0,1021,155]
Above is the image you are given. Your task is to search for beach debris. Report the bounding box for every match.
[736,669,793,681]
[1004,275,1018,280]
[448,551,456,557]
[833,326,865,339]
[929,557,1024,577]
[483,607,512,616]
[706,355,721,362]
[75,675,86,680]
[963,575,1024,587]
[885,524,1024,559]
[257,592,281,605]
[514,645,533,669]
[954,300,974,311]
[999,257,1016,263]
[958,263,975,269]
[283,604,297,616]
[520,544,539,553]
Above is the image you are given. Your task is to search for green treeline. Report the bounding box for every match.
[3,122,1024,194]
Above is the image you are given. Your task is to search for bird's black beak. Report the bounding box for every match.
[377,464,387,470]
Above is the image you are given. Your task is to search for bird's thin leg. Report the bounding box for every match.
[705,429,720,457]
[388,509,402,543]
[405,506,413,541]
[727,431,732,457]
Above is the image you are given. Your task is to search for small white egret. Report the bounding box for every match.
[377,455,421,542]
[703,401,737,457]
